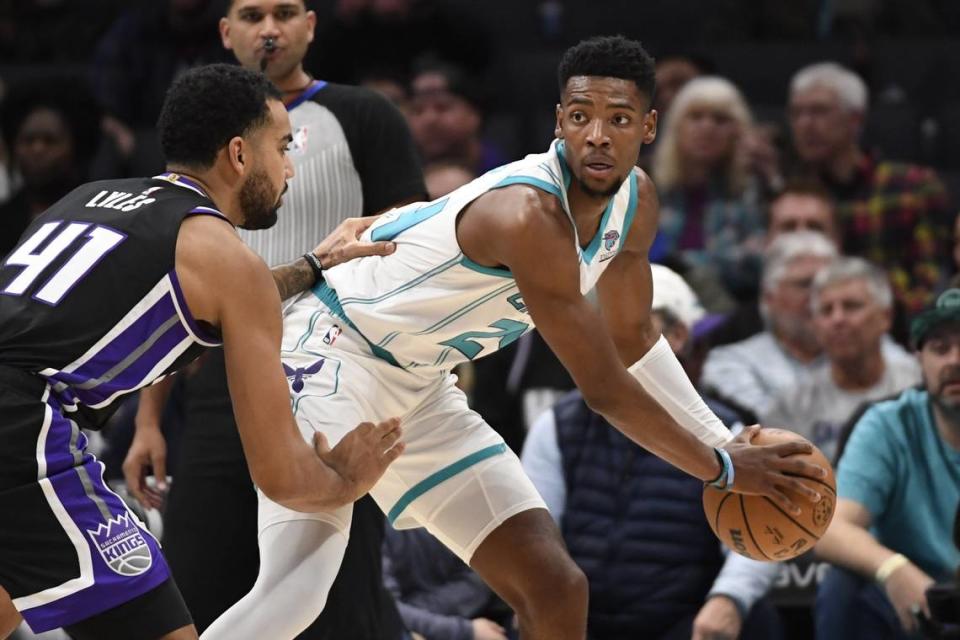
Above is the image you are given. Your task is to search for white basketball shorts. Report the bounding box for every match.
[258,294,547,563]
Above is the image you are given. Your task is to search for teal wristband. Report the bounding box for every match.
[708,447,735,489]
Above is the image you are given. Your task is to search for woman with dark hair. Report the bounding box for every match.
[0,76,103,255]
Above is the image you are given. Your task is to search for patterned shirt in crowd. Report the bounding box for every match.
[650,178,766,297]
[822,155,952,313]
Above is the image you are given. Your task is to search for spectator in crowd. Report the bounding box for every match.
[650,76,767,301]
[701,231,837,416]
[763,257,920,462]
[383,527,509,640]
[424,160,475,201]
[407,59,509,175]
[814,287,960,639]
[652,53,711,117]
[127,1,425,638]
[0,77,102,256]
[787,62,953,314]
[704,181,842,346]
[521,264,783,640]
[766,180,840,247]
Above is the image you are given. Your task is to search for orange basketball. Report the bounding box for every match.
[702,428,837,562]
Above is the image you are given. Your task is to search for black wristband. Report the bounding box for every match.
[303,252,324,283]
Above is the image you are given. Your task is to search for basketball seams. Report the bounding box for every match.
[713,491,735,534]
[760,496,823,541]
[739,494,774,561]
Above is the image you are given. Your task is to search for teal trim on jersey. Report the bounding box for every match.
[619,172,639,247]
[338,254,461,306]
[555,140,572,189]
[311,281,355,328]
[371,197,449,242]
[581,187,619,263]
[539,161,564,190]
[294,310,326,352]
[369,342,402,368]
[377,330,401,347]
[459,255,513,278]
[416,281,518,336]
[387,443,508,525]
[492,176,562,200]
[312,282,404,368]
[433,347,453,367]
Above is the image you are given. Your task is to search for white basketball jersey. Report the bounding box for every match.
[314,139,639,373]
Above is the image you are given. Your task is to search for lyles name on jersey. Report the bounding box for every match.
[85,186,163,212]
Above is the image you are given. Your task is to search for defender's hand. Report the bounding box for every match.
[884,560,934,632]
[723,425,827,515]
[122,426,169,510]
[315,418,405,503]
[311,216,395,269]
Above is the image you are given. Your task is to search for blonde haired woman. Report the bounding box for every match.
[652,76,770,300]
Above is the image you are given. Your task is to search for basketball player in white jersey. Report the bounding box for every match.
[202,36,828,640]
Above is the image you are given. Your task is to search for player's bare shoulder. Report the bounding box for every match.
[175,214,276,326]
[633,166,659,216]
[464,183,568,236]
[458,183,574,271]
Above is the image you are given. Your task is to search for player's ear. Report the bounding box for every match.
[554,104,563,139]
[227,136,246,175]
[643,110,658,145]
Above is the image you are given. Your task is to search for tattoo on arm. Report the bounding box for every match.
[271,257,315,301]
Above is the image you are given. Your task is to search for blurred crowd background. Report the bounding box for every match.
[2,1,960,639]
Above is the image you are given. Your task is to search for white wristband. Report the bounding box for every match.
[627,335,732,448]
[875,553,909,584]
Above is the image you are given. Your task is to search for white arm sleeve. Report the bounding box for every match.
[627,335,733,448]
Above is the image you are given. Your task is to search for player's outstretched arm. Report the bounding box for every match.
[459,183,822,514]
[174,215,404,512]
[592,177,824,511]
[270,215,396,300]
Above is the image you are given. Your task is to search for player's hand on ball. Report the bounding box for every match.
[311,216,396,270]
[723,425,827,515]
[122,426,169,510]
[314,418,405,502]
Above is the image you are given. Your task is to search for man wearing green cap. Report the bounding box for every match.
[813,288,960,640]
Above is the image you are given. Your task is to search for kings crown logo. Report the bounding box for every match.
[87,513,152,576]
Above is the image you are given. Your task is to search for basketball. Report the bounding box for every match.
[703,428,837,562]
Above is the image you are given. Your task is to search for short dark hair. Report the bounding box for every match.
[557,35,656,103]
[774,178,835,206]
[158,63,281,169]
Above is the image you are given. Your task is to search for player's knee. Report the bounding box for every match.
[514,555,587,618]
